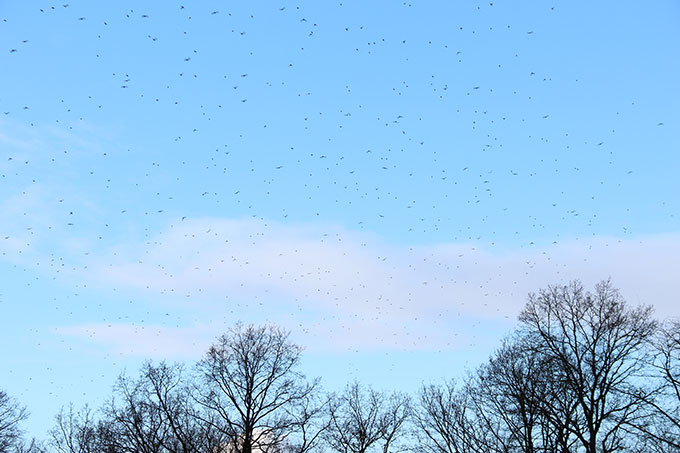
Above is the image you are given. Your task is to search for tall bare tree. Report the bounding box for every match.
[11,438,46,453]
[624,320,680,451]
[100,369,170,453]
[413,379,494,453]
[50,363,222,453]
[470,336,579,453]
[0,390,29,453]
[101,361,225,453]
[518,279,657,453]
[379,391,411,453]
[325,381,410,453]
[50,404,105,453]
[141,361,221,453]
[282,392,330,453]
[195,323,318,453]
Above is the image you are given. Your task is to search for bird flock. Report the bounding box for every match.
[0,0,678,435]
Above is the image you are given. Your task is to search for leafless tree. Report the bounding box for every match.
[99,361,225,453]
[412,380,492,453]
[49,363,222,453]
[379,391,411,453]
[49,404,104,453]
[470,336,579,453]
[623,319,680,451]
[518,279,657,453]
[11,438,46,453]
[0,390,29,453]
[282,392,330,453]
[195,323,318,453]
[414,349,576,453]
[100,369,170,453]
[473,340,540,452]
[325,381,410,453]
[141,361,222,453]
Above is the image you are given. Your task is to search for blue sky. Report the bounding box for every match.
[1,0,679,439]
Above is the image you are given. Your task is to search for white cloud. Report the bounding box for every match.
[56,218,680,357]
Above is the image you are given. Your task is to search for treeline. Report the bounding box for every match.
[2,280,679,453]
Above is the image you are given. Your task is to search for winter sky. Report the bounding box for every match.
[1,0,679,438]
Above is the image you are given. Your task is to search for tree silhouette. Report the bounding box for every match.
[0,390,29,453]
[195,323,318,453]
[518,279,657,453]
[325,381,410,453]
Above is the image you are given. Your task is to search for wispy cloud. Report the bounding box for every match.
[46,218,679,357]
[4,181,675,357]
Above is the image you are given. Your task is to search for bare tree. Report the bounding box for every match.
[325,381,410,453]
[98,361,225,453]
[624,320,680,451]
[100,369,170,453]
[413,380,491,453]
[0,390,29,453]
[49,362,223,453]
[50,404,103,453]
[379,392,411,453]
[518,279,657,453]
[472,339,545,453]
[141,361,221,453]
[11,438,46,453]
[470,336,579,453]
[195,323,318,453]
[282,392,330,453]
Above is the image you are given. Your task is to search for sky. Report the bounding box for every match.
[1,0,679,440]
